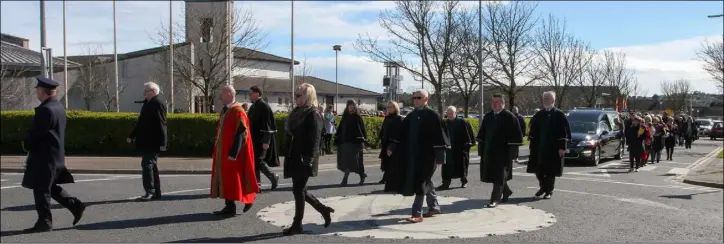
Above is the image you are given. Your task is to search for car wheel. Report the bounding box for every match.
[614,145,622,160]
[589,147,601,166]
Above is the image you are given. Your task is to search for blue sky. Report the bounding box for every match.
[1,1,722,94]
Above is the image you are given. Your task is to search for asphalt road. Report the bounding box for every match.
[1,140,722,243]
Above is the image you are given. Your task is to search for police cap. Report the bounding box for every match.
[35,77,59,89]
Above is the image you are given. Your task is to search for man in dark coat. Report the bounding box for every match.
[437,106,475,190]
[21,77,85,233]
[511,106,527,163]
[127,81,168,201]
[526,91,570,199]
[387,89,449,223]
[247,86,280,192]
[477,94,523,208]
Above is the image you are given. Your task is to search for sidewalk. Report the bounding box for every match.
[682,154,724,189]
[0,150,382,175]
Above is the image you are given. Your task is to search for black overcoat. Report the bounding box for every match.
[22,97,75,191]
[283,107,323,179]
[388,106,450,196]
[128,95,168,153]
[378,114,403,172]
[335,112,367,173]
[477,109,523,183]
[526,107,571,176]
[248,99,281,167]
[441,118,475,180]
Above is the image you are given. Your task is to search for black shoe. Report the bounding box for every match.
[359,173,367,185]
[460,182,468,188]
[72,203,86,226]
[543,192,553,199]
[152,194,162,200]
[501,190,513,203]
[242,204,253,213]
[486,201,498,208]
[534,189,545,198]
[378,179,386,184]
[321,207,334,228]
[283,223,304,236]
[435,185,450,191]
[23,225,52,233]
[271,175,280,190]
[213,207,236,216]
[136,194,153,201]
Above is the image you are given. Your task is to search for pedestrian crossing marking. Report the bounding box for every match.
[565,170,611,178]
[667,168,689,176]
[638,166,657,171]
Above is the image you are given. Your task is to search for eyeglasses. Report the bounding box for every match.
[413,96,423,100]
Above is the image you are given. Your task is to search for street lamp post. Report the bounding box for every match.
[333,45,341,113]
[478,0,484,119]
[39,0,47,78]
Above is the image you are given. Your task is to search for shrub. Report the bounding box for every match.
[0,110,493,157]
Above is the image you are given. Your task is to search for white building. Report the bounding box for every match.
[0,0,380,113]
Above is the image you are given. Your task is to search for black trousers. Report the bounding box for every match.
[490,181,512,202]
[665,146,674,159]
[291,176,328,223]
[322,134,333,153]
[629,151,642,169]
[441,176,468,186]
[535,173,556,194]
[33,185,80,227]
[141,152,161,196]
[255,158,276,185]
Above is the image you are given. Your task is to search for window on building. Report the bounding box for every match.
[278,97,282,104]
[201,18,213,43]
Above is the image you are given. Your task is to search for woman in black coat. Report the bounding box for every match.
[282,83,334,236]
[378,101,403,189]
[335,100,368,185]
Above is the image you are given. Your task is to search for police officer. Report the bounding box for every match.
[21,77,85,233]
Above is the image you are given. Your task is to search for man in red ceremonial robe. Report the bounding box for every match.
[210,85,259,216]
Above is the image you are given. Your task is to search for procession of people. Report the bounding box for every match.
[19,76,703,234]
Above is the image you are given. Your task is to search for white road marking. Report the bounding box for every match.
[513,166,526,170]
[565,170,611,178]
[124,183,295,200]
[638,166,657,171]
[0,179,7,182]
[667,168,690,176]
[599,169,611,177]
[526,187,679,210]
[516,173,712,191]
[0,176,141,190]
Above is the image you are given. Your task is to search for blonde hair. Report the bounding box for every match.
[386,101,400,115]
[446,106,457,113]
[295,83,318,108]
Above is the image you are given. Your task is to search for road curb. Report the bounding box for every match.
[682,178,724,189]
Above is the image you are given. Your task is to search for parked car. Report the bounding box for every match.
[564,109,623,166]
[695,119,715,136]
[710,121,724,140]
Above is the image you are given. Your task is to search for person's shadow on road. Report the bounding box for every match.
[74,212,222,230]
[166,232,283,243]
[1,194,208,212]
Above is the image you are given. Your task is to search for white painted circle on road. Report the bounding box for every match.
[257,194,556,239]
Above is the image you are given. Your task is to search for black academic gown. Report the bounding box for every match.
[441,118,475,180]
[526,107,571,177]
[388,106,450,196]
[22,97,75,191]
[379,114,403,192]
[247,99,280,167]
[477,109,523,184]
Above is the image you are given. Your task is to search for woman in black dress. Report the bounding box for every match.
[378,101,403,189]
[334,100,368,185]
[282,83,334,235]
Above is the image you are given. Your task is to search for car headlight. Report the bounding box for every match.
[577,140,596,147]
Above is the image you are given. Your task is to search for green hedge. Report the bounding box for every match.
[2,111,484,157]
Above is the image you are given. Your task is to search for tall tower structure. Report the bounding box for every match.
[382,62,402,102]
[184,0,234,112]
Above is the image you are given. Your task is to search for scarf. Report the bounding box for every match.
[285,105,316,135]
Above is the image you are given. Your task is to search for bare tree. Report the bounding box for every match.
[0,64,34,110]
[600,50,636,102]
[696,39,724,93]
[479,1,540,106]
[355,0,460,114]
[295,54,314,83]
[447,6,489,117]
[660,79,692,111]
[152,5,268,113]
[532,14,592,108]
[578,49,605,107]
[74,45,118,111]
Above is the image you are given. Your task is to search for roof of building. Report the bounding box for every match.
[233,75,381,97]
[65,42,299,65]
[1,41,81,69]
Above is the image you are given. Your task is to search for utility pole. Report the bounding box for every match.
[113,0,119,112]
[478,0,485,118]
[169,0,174,112]
[63,0,68,107]
[333,45,341,113]
[40,0,47,78]
[290,0,295,106]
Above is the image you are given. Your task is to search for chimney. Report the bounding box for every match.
[1,33,30,48]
